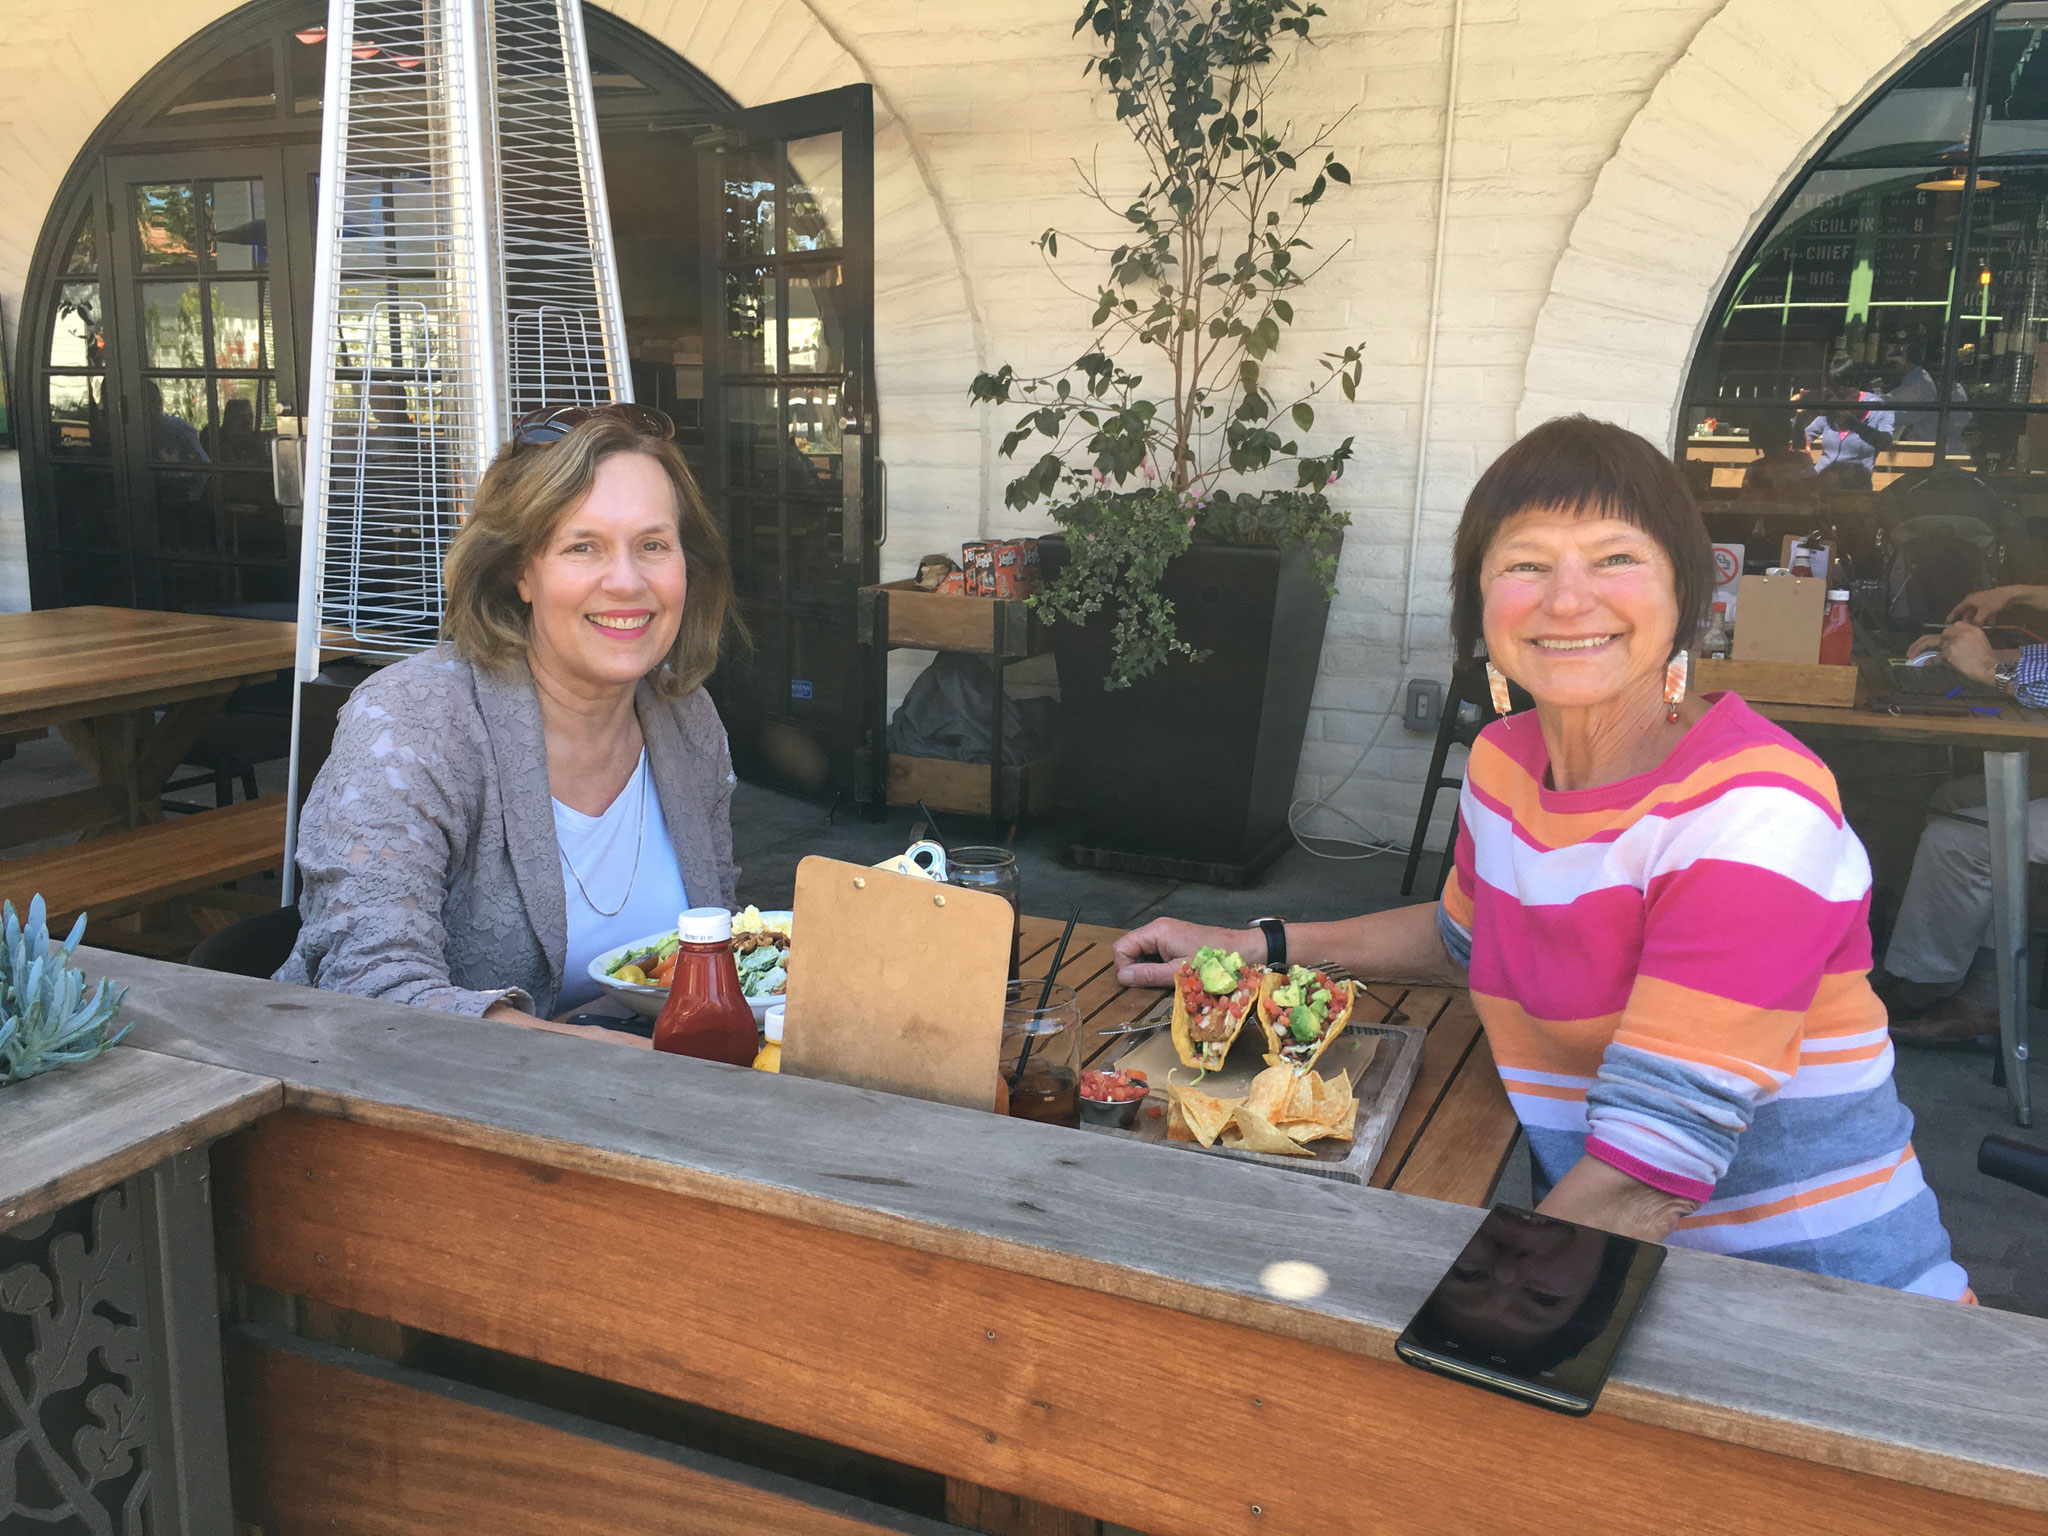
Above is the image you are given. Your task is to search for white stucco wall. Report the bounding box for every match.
[0,0,1985,849]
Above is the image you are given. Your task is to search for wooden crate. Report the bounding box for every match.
[860,579,1042,657]
[1694,657,1860,708]
[885,753,1051,817]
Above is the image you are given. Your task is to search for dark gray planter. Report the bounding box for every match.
[1037,532,1337,885]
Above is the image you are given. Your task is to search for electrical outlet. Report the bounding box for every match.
[1404,678,1443,732]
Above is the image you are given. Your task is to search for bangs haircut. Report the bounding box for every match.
[1449,415,1714,667]
[442,414,738,697]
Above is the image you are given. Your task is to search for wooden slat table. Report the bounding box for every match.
[1747,694,2048,1127]
[1013,914,1519,1206]
[0,606,297,849]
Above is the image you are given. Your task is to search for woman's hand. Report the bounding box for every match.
[1535,1155,1697,1243]
[1949,584,2048,625]
[1112,918,1260,988]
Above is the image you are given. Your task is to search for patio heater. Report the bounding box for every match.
[284,0,631,899]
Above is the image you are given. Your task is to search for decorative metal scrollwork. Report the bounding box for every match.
[0,1185,154,1534]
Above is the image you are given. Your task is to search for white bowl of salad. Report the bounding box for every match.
[588,907,792,1022]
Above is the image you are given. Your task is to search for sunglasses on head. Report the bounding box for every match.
[509,401,676,447]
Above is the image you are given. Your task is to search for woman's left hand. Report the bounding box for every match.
[1534,1156,1697,1242]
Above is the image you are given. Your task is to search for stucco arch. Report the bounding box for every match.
[0,0,986,603]
[1517,0,1987,447]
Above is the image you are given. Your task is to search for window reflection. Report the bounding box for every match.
[136,184,201,272]
[49,284,103,369]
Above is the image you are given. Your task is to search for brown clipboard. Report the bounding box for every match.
[779,855,1012,1111]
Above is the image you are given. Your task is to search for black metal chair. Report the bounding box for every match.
[187,903,302,978]
[1980,1135,2048,1200]
[1400,663,1532,899]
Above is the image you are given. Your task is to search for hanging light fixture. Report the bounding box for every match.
[295,25,327,44]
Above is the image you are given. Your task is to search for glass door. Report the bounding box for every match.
[699,85,876,802]
[103,145,314,613]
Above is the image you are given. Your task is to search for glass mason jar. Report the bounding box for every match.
[946,844,1021,977]
[1000,980,1081,1128]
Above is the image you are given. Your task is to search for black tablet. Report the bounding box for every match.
[1394,1204,1666,1416]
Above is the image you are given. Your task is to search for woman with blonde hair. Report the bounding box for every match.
[278,404,740,1021]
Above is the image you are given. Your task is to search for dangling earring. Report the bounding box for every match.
[1664,650,1689,723]
[1485,662,1512,716]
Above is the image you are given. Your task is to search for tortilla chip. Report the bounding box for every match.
[1227,1105,1315,1156]
[1166,1080,1236,1148]
[1242,1064,1296,1123]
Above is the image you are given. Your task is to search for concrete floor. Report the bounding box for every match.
[4,730,2042,1316]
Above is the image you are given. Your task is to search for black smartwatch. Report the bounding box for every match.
[1250,916,1287,970]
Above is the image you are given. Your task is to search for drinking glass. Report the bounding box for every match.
[1000,980,1081,1128]
[946,844,1021,976]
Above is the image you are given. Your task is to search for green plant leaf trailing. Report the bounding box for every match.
[969,0,1360,687]
[0,896,128,1088]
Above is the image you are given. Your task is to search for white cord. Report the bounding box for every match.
[1287,706,1417,861]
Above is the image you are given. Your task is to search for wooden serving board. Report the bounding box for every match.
[1084,997,1426,1184]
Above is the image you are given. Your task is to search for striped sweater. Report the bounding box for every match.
[1439,693,1967,1299]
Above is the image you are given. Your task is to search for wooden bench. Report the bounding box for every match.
[1,794,288,934]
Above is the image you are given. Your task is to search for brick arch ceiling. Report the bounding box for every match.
[1517,0,1986,448]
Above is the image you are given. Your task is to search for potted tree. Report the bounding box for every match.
[970,0,1362,883]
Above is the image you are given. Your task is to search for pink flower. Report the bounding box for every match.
[1186,517,1196,528]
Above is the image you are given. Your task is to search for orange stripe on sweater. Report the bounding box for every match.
[1469,993,1624,1077]
[1501,1079,1588,1102]
[1617,975,1804,1084]
[1676,1147,1918,1229]
[1467,735,1841,848]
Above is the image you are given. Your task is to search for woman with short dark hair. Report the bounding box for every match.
[278,404,740,1020]
[1115,416,1969,1298]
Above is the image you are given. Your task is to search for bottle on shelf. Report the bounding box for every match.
[1703,601,1732,662]
[1819,590,1853,668]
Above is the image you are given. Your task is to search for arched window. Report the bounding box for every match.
[18,0,733,614]
[1683,3,2048,541]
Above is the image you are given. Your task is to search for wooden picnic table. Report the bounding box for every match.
[1014,915,1519,1208]
[0,606,297,849]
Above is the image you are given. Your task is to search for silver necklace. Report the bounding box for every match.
[560,751,649,918]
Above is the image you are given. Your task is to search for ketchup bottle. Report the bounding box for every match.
[651,907,759,1065]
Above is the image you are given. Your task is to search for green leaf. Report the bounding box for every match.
[1273,298,1293,324]
[1327,161,1351,185]
[1292,402,1314,432]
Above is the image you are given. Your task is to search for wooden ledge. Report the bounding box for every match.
[79,947,2048,1515]
[0,1044,282,1230]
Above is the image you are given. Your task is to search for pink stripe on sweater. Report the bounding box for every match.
[1466,880,1642,1017]
[1586,1138,1716,1203]
[1638,861,1872,1011]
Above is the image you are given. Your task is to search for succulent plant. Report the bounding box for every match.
[0,895,127,1088]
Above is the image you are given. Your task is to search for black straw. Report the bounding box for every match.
[918,799,945,848]
[1012,905,1081,1090]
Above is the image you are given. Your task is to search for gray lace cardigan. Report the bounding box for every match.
[275,645,738,1017]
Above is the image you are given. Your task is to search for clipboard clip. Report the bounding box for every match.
[871,839,948,882]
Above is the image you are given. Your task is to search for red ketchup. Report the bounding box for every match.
[1819,588,1853,667]
[651,907,759,1066]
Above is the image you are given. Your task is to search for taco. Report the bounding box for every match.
[1256,964,1358,1074]
[1169,946,1261,1070]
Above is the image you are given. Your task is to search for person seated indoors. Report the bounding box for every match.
[1801,357,1895,491]
[277,403,741,1025]
[1879,582,2048,1046]
[1116,416,1971,1300]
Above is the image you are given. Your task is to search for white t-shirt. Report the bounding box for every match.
[553,750,689,1010]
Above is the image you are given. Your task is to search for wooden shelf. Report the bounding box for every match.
[885,752,1052,818]
[856,579,1048,658]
